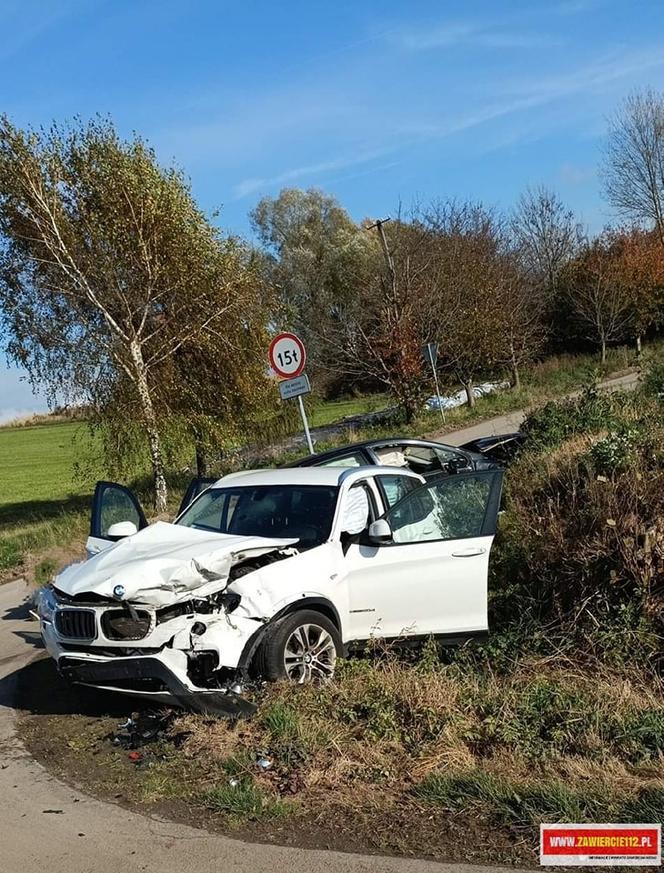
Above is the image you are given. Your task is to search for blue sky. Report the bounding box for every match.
[2,0,664,420]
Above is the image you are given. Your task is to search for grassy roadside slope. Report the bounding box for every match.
[11,352,664,867]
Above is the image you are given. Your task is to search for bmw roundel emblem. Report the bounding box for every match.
[113,584,126,599]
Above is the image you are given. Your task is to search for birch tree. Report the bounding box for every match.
[0,116,258,511]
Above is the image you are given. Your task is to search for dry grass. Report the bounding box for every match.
[171,652,664,830]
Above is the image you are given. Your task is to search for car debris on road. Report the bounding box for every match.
[111,710,177,749]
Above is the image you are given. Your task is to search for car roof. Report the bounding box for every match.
[285,436,466,467]
[215,465,421,489]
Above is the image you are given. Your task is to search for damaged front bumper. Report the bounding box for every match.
[39,590,264,716]
[57,652,256,716]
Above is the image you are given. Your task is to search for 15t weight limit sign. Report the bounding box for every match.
[268,332,306,379]
[268,332,314,454]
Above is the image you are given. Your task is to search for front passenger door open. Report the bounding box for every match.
[344,471,503,641]
[87,481,148,556]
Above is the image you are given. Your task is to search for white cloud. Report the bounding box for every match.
[392,20,559,52]
[222,41,664,202]
[232,148,391,199]
[503,46,664,100]
[559,163,596,185]
[434,46,664,142]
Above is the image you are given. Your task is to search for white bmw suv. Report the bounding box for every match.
[39,465,502,715]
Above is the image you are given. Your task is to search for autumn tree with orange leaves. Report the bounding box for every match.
[610,229,664,354]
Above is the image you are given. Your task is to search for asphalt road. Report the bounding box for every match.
[430,371,640,447]
[0,579,514,873]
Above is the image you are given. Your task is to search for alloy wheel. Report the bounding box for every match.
[283,623,337,683]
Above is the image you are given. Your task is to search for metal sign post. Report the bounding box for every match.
[423,342,445,425]
[297,394,314,454]
[270,333,315,454]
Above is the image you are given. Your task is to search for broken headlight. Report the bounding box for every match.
[37,585,58,623]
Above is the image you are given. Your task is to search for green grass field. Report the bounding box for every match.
[0,421,95,506]
[0,421,98,572]
[309,393,389,427]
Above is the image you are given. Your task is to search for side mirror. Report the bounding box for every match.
[368,518,392,544]
[107,521,138,538]
[448,456,470,473]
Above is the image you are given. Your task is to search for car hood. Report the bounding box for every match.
[54,521,297,607]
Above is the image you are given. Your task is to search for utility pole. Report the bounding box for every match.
[366,217,396,291]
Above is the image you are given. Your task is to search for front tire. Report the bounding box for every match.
[258,610,342,683]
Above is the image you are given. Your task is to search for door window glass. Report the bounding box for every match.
[176,477,217,517]
[377,474,420,508]
[434,447,470,468]
[402,445,447,475]
[185,489,228,531]
[387,474,492,543]
[99,485,142,537]
[395,444,470,475]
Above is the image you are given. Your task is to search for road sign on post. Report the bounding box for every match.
[423,342,438,367]
[278,373,311,400]
[268,332,306,379]
[269,332,314,454]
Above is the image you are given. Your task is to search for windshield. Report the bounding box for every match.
[176,484,339,549]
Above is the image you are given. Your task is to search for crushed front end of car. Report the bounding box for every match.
[38,522,299,716]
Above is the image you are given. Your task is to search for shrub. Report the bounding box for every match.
[589,428,640,474]
[521,384,617,450]
[489,391,664,668]
[643,361,664,403]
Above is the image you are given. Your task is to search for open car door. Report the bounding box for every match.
[344,470,503,641]
[87,481,148,557]
[176,477,217,518]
